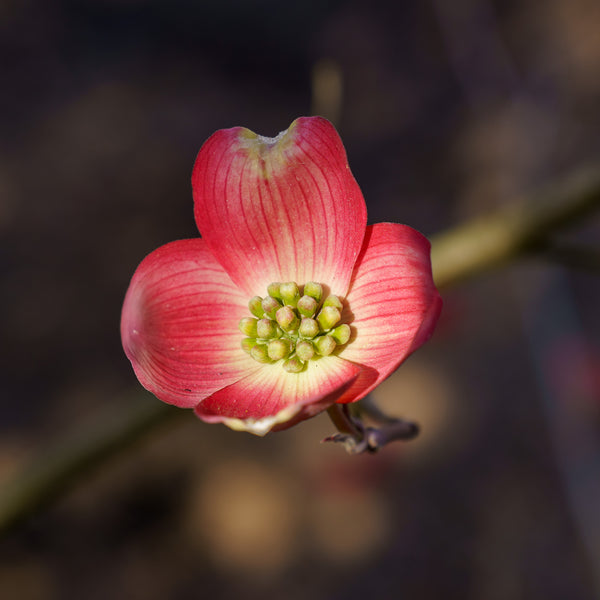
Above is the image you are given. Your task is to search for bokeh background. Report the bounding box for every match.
[2,0,600,598]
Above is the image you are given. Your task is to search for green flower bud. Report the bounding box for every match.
[257,318,280,339]
[250,343,272,363]
[297,295,318,317]
[240,281,353,373]
[238,317,258,337]
[295,340,314,361]
[317,306,341,331]
[267,282,282,300]
[280,282,300,307]
[248,296,264,318]
[261,295,281,319]
[283,356,305,373]
[241,337,257,354]
[276,305,299,332]
[331,323,351,345]
[303,281,323,303]
[299,317,320,339]
[322,295,343,311]
[315,334,336,356]
[267,338,292,361]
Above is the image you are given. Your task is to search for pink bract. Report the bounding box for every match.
[121,116,442,435]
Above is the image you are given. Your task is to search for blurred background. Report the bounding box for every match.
[2,0,600,598]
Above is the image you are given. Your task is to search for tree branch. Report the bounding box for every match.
[430,163,600,288]
[0,397,183,534]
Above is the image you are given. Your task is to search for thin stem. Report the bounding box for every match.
[326,404,362,437]
[324,402,420,454]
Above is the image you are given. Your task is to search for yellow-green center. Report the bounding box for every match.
[239,281,351,373]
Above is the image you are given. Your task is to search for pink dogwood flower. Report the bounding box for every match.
[121,117,442,435]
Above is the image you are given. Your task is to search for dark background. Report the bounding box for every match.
[2,1,600,598]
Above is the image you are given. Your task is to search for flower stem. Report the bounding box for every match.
[324,403,419,454]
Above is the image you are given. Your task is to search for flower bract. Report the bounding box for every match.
[121,117,442,435]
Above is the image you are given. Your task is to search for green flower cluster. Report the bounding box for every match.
[239,281,351,373]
